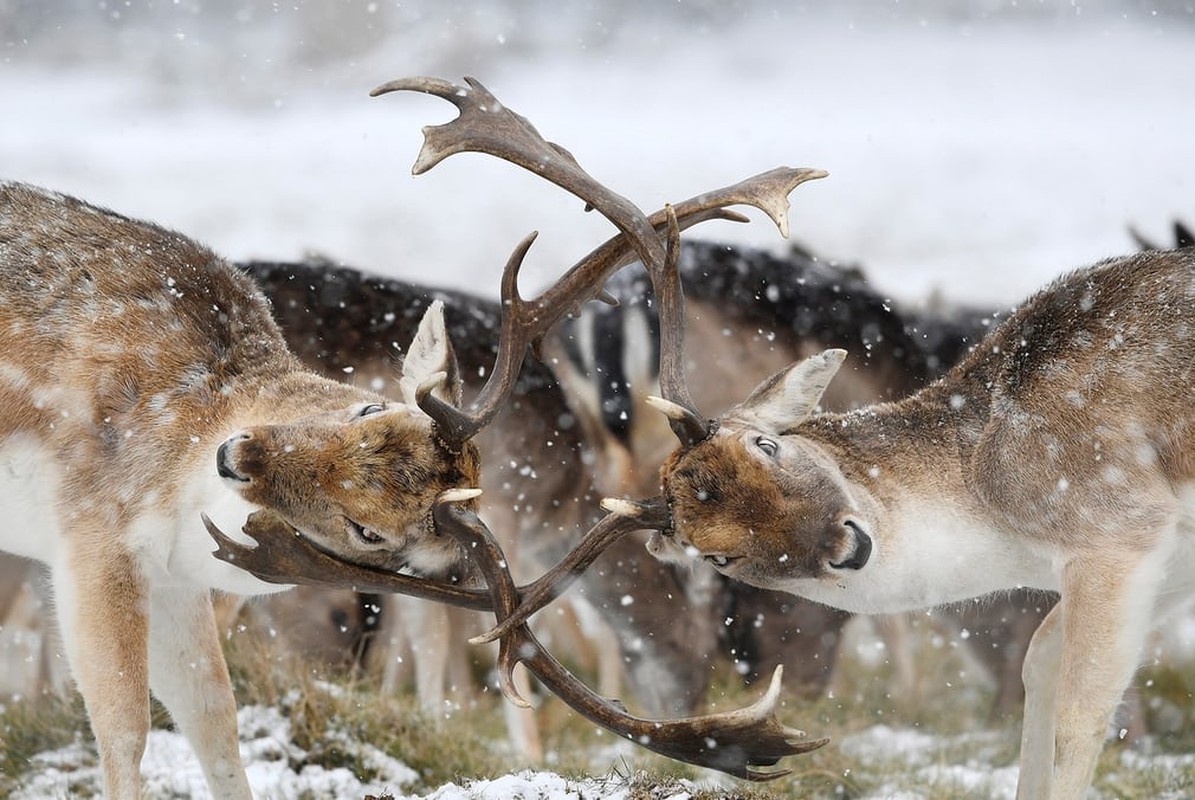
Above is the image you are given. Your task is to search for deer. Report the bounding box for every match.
[645,243,1195,797]
[238,257,719,726]
[0,175,500,797]
[549,238,997,700]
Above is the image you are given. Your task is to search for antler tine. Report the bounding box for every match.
[653,205,712,446]
[470,496,669,645]
[642,166,829,449]
[431,497,828,781]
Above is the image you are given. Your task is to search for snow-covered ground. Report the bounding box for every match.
[3,1,1195,798]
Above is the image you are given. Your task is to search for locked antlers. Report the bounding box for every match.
[208,75,828,780]
[431,496,827,781]
[206,495,828,781]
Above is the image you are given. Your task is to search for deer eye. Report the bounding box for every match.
[755,436,778,457]
[358,403,385,418]
[706,554,737,568]
[347,518,385,545]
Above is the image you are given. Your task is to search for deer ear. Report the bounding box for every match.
[399,300,463,409]
[727,349,846,432]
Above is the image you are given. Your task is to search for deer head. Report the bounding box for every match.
[651,349,878,592]
[215,300,480,575]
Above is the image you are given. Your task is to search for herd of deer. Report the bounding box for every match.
[1,75,1193,799]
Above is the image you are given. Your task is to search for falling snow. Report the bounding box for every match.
[2,1,1194,798]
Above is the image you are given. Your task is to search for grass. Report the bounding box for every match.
[2,612,1195,798]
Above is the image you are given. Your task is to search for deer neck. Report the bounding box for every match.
[796,386,982,506]
[792,383,1059,612]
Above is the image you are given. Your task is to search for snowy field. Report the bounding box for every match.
[3,1,1195,798]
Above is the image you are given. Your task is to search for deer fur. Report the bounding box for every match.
[653,248,1195,798]
[0,181,479,799]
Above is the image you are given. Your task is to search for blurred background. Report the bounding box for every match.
[2,0,1193,306]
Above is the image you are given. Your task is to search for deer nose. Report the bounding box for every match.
[217,433,251,482]
[830,519,872,571]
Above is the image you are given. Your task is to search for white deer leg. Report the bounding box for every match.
[411,599,451,718]
[1016,601,1063,800]
[147,585,252,800]
[1049,547,1166,799]
[53,543,151,800]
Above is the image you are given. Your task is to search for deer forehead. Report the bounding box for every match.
[665,430,852,531]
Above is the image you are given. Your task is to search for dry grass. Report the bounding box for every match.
[2,612,1195,798]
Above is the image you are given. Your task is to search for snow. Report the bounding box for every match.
[3,1,1195,798]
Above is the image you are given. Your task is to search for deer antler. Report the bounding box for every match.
[206,75,832,780]
[205,497,827,780]
[431,496,828,781]
[203,495,660,616]
[371,76,826,448]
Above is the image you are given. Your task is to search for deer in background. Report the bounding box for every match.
[0,181,483,799]
[650,243,1195,797]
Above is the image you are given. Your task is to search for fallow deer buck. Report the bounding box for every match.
[0,178,494,797]
[207,74,831,780]
[647,244,1195,797]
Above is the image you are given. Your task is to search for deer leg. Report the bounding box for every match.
[53,543,150,800]
[1016,601,1063,799]
[408,597,451,718]
[1049,546,1168,799]
[147,585,252,800]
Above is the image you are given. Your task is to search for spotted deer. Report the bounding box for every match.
[0,180,483,799]
[648,244,1195,797]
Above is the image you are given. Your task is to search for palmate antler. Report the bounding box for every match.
[207,75,830,780]
[204,496,827,781]
[369,76,826,448]
[203,493,659,616]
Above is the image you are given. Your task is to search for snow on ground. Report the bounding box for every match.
[3,1,1195,798]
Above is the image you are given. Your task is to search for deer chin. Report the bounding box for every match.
[644,530,722,572]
